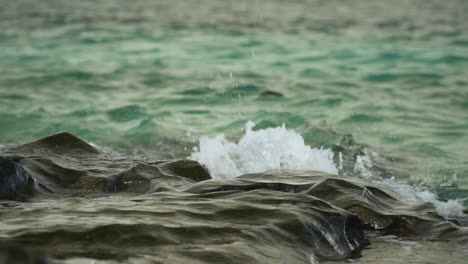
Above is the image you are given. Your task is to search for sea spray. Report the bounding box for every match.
[351,151,465,219]
[378,179,465,219]
[191,121,465,219]
[190,121,338,179]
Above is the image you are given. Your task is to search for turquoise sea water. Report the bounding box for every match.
[1,0,468,202]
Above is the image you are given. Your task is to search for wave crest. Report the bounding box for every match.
[190,121,338,179]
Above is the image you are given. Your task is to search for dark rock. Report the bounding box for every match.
[259,90,284,97]
[157,159,211,182]
[8,132,99,157]
[189,170,468,240]
[2,133,211,197]
[0,133,466,263]
[3,188,369,263]
[0,156,33,200]
[111,161,202,193]
[0,244,51,264]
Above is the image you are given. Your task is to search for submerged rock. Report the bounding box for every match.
[259,90,284,97]
[0,132,466,263]
[8,132,100,157]
[1,132,211,197]
[0,244,51,264]
[0,156,33,200]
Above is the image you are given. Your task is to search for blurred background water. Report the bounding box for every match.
[1,0,467,202]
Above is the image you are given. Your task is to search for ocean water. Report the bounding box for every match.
[0,1,467,261]
[2,0,467,202]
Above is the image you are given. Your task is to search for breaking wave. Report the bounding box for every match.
[190,121,338,179]
[191,121,464,219]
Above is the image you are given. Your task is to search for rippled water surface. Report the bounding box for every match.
[2,1,468,190]
[0,0,467,263]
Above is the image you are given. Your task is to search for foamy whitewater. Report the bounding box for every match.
[191,121,464,219]
[190,121,338,179]
[379,180,465,219]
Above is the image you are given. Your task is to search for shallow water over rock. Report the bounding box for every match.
[0,133,466,263]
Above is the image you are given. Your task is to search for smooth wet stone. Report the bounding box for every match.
[0,189,369,263]
[189,170,468,240]
[259,90,284,97]
[157,159,211,182]
[0,244,51,264]
[0,133,466,263]
[2,133,211,196]
[109,161,205,193]
[0,156,33,200]
[8,132,100,157]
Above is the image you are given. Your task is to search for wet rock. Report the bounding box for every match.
[0,244,51,264]
[2,133,211,197]
[189,170,468,240]
[259,90,284,97]
[0,133,466,263]
[8,132,99,157]
[111,161,204,193]
[0,156,34,200]
[2,187,369,263]
[20,157,88,193]
[157,159,211,182]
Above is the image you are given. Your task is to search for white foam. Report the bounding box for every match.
[353,152,373,178]
[352,152,465,219]
[380,179,465,219]
[190,121,338,179]
[190,122,464,219]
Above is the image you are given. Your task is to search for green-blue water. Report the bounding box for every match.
[1,0,468,201]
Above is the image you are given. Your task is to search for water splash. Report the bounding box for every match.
[353,152,465,219]
[190,121,338,179]
[379,179,464,219]
[191,122,464,219]
[353,152,373,178]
